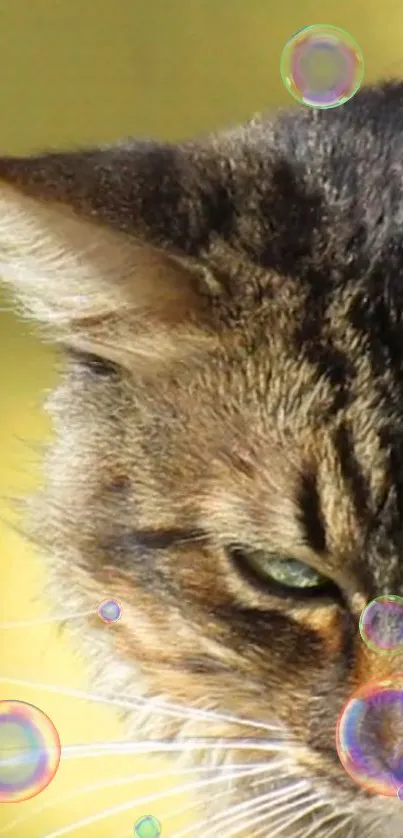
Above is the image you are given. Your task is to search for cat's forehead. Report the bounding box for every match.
[260,95,402,266]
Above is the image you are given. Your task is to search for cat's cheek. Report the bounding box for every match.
[80,571,216,667]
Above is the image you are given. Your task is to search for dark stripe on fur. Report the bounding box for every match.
[298,472,327,554]
[334,422,372,520]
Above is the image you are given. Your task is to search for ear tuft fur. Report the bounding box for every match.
[0,181,219,368]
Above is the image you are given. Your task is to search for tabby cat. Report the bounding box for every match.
[2,81,403,837]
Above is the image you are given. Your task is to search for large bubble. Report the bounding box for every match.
[0,700,60,802]
[336,677,403,796]
[280,24,364,109]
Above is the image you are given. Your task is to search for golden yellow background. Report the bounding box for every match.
[0,2,402,835]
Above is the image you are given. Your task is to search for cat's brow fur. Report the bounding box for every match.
[3,81,403,834]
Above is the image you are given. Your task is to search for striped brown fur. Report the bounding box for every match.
[3,81,403,835]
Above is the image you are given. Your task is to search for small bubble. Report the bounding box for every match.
[336,676,403,796]
[133,815,161,837]
[97,598,122,624]
[280,24,364,109]
[359,595,403,655]
[0,700,60,802]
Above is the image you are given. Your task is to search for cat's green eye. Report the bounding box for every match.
[229,546,329,594]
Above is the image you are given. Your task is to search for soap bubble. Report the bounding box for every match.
[280,24,364,109]
[359,595,403,655]
[0,700,60,802]
[97,598,122,623]
[133,815,161,838]
[336,676,403,796]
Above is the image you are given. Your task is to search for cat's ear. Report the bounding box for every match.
[0,142,233,366]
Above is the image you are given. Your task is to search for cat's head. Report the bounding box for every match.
[3,81,403,835]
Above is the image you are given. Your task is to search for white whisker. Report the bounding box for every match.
[0,735,290,766]
[324,815,353,838]
[59,738,291,760]
[297,810,350,838]
[182,790,275,838]
[118,690,290,735]
[251,770,295,789]
[159,783,265,833]
[161,767,312,836]
[242,791,321,838]
[212,796,279,838]
[262,796,327,838]
[0,675,289,737]
[0,762,269,837]
[215,789,320,838]
[40,764,272,838]
[175,780,311,838]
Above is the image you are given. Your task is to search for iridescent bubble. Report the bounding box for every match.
[133,815,161,838]
[336,677,403,796]
[397,786,403,801]
[280,24,364,109]
[0,700,61,802]
[97,598,122,623]
[359,595,403,655]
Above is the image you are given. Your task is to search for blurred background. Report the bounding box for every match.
[0,1,402,835]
